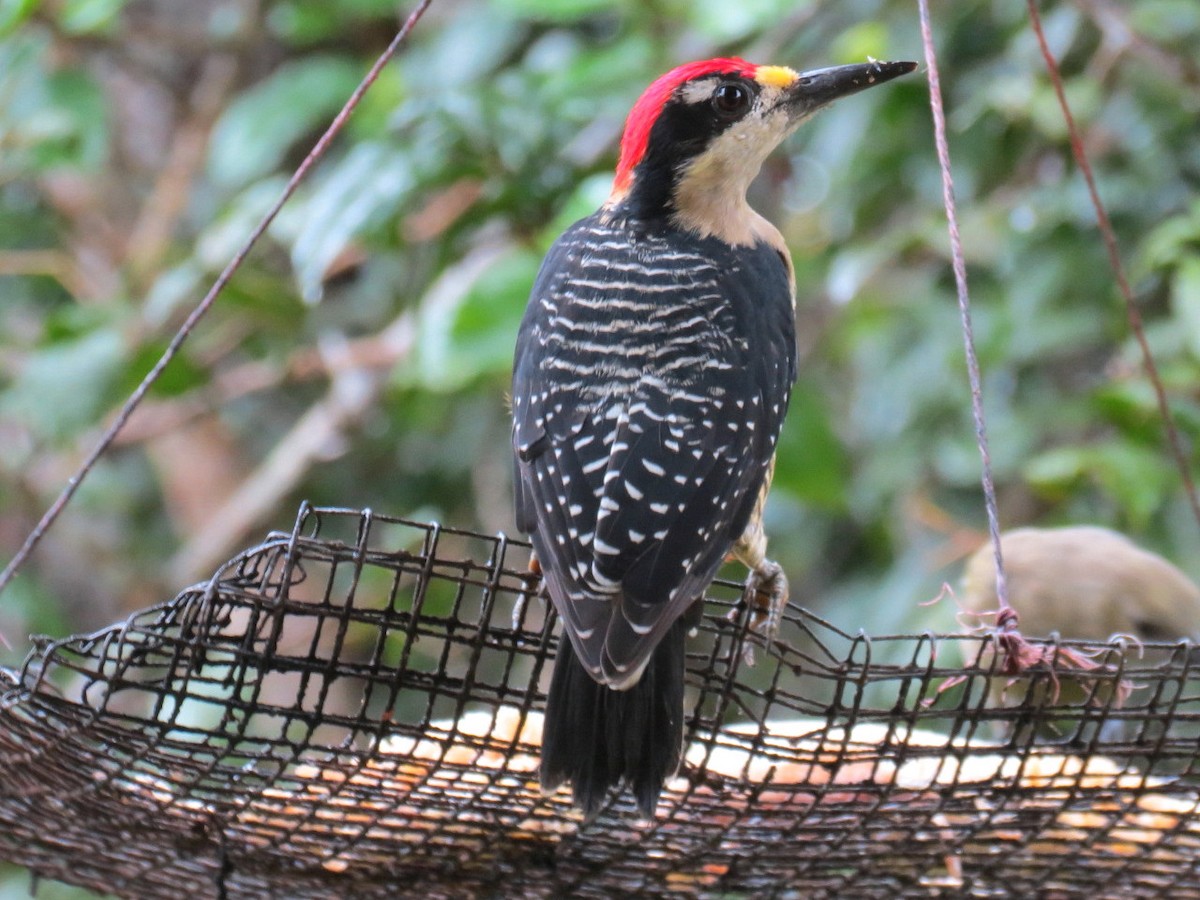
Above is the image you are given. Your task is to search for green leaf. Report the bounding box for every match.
[1024,446,1090,495]
[407,248,540,390]
[288,141,413,303]
[116,342,210,400]
[1094,443,1177,529]
[491,0,619,23]
[1172,256,1200,358]
[1026,442,1175,529]
[401,7,525,88]
[1129,0,1200,42]
[1136,202,1200,276]
[208,55,364,188]
[1092,381,1166,444]
[143,262,205,327]
[266,1,341,44]
[57,0,126,34]
[0,0,39,36]
[8,65,109,171]
[685,0,808,42]
[267,0,402,44]
[2,329,125,441]
[832,20,892,64]
[197,178,288,269]
[0,575,67,667]
[772,377,849,511]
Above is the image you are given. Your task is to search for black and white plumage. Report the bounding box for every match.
[510,56,916,817]
[513,214,795,688]
[513,212,795,819]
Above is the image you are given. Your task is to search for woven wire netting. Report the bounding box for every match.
[2,503,1200,899]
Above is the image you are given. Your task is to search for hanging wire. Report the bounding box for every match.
[1026,0,1200,533]
[0,0,436,602]
[916,0,1013,626]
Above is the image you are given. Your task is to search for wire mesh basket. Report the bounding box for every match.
[2,502,1200,898]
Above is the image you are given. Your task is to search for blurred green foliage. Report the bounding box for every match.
[1,0,1200,891]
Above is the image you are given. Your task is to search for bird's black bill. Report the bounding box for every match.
[790,59,918,108]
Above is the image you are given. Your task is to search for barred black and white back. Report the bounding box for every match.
[514,211,794,684]
[512,210,795,814]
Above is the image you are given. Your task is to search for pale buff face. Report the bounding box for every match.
[670,67,806,249]
[677,68,805,191]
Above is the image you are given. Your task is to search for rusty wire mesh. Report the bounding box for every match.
[2,502,1200,899]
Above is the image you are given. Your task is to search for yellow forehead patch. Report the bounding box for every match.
[754,65,799,89]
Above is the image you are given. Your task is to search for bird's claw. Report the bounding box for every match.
[734,559,789,667]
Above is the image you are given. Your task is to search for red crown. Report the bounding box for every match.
[613,57,759,194]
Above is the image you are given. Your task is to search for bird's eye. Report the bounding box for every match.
[712,82,750,116]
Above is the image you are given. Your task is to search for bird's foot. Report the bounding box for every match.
[732,559,789,667]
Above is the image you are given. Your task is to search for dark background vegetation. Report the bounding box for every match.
[2,0,1199,894]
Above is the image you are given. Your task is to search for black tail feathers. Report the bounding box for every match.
[540,621,686,819]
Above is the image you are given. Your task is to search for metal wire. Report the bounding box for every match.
[2,503,1199,899]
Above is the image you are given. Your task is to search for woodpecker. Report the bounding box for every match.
[511,56,915,817]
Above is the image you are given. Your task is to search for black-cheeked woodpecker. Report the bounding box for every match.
[511,56,916,818]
